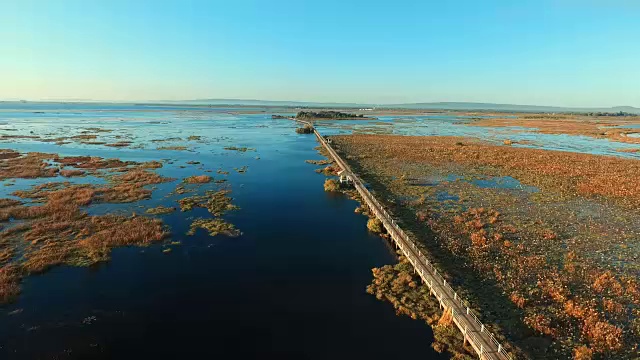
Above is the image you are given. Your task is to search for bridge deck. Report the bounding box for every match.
[297,120,513,360]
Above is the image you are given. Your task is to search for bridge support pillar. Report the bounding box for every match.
[463,326,468,346]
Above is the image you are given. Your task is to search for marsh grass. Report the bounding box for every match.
[366,257,475,359]
[223,146,255,152]
[323,179,340,192]
[234,166,248,173]
[0,151,59,179]
[366,218,384,233]
[178,190,238,215]
[187,218,241,237]
[157,146,188,151]
[104,141,132,147]
[145,206,177,215]
[60,169,86,177]
[183,175,212,184]
[0,151,176,304]
[332,134,640,359]
[468,115,640,144]
[305,159,331,165]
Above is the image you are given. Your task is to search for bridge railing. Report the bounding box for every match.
[299,120,513,360]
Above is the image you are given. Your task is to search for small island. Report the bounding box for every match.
[295,111,374,120]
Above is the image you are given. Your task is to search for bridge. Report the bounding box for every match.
[296,120,514,360]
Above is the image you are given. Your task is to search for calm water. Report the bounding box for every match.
[0,104,445,359]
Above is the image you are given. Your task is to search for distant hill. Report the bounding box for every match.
[383,102,640,114]
[163,99,640,114]
[158,99,367,108]
[6,98,639,114]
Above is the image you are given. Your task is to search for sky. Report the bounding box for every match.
[1,0,639,107]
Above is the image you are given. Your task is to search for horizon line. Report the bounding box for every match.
[1,98,638,110]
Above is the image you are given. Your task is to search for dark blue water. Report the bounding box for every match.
[0,105,444,359]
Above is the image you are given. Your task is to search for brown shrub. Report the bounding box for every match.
[510,292,526,309]
[573,346,593,360]
[367,218,384,233]
[581,316,623,352]
[323,179,340,192]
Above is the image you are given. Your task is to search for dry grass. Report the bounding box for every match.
[56,156,136,169]
[467,116,640,144]
[332,134,640,358]
[183,175,212,184]
[366,218,384,233]
[223,146,255,152]
[366,257,474,358]
[104,141,132,147]
[323,179,340,192]
[60,169,86,177]
[71,134,98,140]
[305,159,331,165]
[0,199,22,208]
[140,161,163,169]
[78,216,166,262]
[0,152,59,179]
[178,190,238,215]
[145,206,176,215]
[334,135,640,208]
[0,151,176,304]
[0,149,20,160]
[112,169,170,186]
[0,265,21,303]
[187,218,240,237]
[156,146,188,151]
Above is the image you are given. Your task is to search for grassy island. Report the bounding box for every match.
[295,111,373,120]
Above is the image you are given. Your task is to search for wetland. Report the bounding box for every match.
[1,102,639,359]
[0,102,448,359]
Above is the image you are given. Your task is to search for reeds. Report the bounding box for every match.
[187,218,240,237]
[183,175,212,184]
[366,218,384,233]
[145,206,176,215]
[0,151,176,304]
[332,134,640,358]
[323,179,340,192]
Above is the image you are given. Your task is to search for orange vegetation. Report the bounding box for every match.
[332,135,640,207]
[183,175,212,184]
[0,151,174,304]
[331,134,640,358]
[467,115,640,144]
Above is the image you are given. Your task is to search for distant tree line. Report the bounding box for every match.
[569,111,636,117]
[295,111,369,120]
[295,124,314,134]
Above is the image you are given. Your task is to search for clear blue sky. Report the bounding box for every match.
[1,0,638,107]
